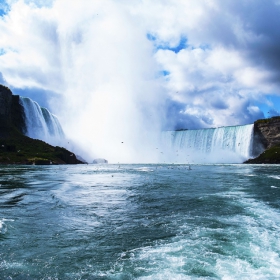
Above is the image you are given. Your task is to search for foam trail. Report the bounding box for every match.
[161,124,254,163]
[20,97,65,146]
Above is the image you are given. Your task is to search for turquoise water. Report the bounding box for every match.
[1,164,280,279]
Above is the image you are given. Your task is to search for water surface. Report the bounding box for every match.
[1,164,280,279]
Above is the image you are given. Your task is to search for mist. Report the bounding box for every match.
[48,1,165,163]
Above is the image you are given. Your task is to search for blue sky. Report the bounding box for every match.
[1,0,280,149]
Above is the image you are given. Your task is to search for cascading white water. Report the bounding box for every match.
[161,124,254,163]
[19,97,65,146]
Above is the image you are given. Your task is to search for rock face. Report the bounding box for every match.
[11,94,27,134]
[245,117,280,164]
[0,85,26,135]
[253,117,280,148]
[0,85,13,128]
[254,117,280,149]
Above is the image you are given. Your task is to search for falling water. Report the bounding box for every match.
[161,124,254,163]
[19,97,65,146]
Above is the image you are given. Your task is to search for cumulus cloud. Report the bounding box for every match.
[0,0,280,161]
[145,0,280,127]
[0,72,6,84]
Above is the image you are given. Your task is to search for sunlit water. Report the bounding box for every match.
[1,164,280,279]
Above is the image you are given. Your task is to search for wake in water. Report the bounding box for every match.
[116,190,280,279]
[0,164,280,279]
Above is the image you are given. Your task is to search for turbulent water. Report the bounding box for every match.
[161,124,255,164]
[1,164,280,279]
[19,97,65,146]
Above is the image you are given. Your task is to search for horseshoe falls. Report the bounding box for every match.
[16,96,256,164]
[19,97,65,146]
[161,124,255,164]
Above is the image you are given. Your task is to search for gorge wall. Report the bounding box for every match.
[244,117,280,164]
[253,117,280,149]
[0,85,26,137]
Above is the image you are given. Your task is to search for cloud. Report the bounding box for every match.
[0,0,279,162]
[0,71,6,84]
[145,0,280,126]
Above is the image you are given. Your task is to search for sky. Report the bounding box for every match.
[1,0,280,162]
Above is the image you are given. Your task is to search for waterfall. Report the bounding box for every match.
[19,97,65,146]
[161,124,254,163]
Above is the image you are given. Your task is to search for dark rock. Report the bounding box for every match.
[0,85,12,128]
[253,117,280,149]
[0,84,26,135]
[245,117,280,164]
[11,95,27,134]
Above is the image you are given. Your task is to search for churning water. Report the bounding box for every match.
[1,164,280,279]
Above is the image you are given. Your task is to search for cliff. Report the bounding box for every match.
[0,84,84,165]
[253,117,280,148]
[0,85,13,131]
[0,85,26,135]
[245,117,280,164]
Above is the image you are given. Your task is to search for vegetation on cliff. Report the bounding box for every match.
[254,116,280,125]
[244,145,280,164]
[0,126,83,165]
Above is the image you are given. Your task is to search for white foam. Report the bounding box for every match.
[0,218,14,234]
[268,175,280,180]
[134,167,154,172]
[110,188,280,279]
[214,192,280,279]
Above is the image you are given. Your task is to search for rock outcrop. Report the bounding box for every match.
[0,85,13,129]
[245,117,280,164]
[0,84,84,165]
[253,117,280,149]
[0,133,84,164]
[0,85,26,135]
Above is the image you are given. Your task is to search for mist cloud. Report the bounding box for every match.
[0,0,279,162]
